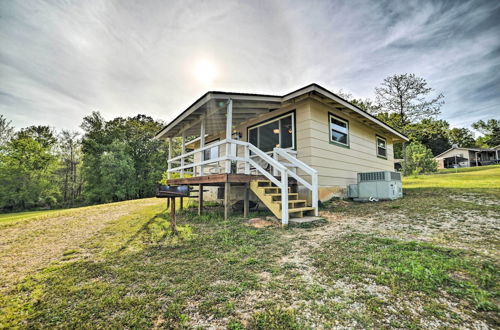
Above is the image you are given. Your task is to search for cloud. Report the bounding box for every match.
[0,0,499,132]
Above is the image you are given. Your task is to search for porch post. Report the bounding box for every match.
[402,142,407,176]
[281,171,288,225]
[181,132,186,178]
[243,183,249,218]
[225,99,233,174]
[200,115,206,176]
[224,181,231,220]
[198,184,203,216]
[167,137,172,180]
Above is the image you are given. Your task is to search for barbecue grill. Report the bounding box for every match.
[156,185,190,198]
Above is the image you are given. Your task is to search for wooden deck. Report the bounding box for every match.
[166,173,296,186]
[166,173,297,221]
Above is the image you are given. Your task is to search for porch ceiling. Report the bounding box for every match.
[157,94,281,138]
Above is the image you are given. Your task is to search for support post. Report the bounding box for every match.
[281,171,289,226]
[180,197,183,210]
[181,132,186,178]
[402,142,407,176]
[167,137,172,179]
[198,184,203,216]
[312,172,319,216]
[224,182,231,220]
[170,197,176,234]
[200,116,206,176]
[244,145,250,175]
[225,99,233,174]
[243,183,249,218]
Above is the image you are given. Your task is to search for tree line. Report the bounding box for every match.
[0,113,168,212]
[1,73,499,211]
[339,73,499,174]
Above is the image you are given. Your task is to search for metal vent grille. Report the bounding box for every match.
[391,172,401,181]
[359,171,385,182]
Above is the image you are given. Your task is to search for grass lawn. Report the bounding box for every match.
[0,167,499,328]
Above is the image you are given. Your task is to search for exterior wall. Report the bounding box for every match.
[301,99,395,200]
[184,98,401,202]
[435,148,472,168]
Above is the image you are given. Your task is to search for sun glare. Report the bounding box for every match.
[193,59,217,84]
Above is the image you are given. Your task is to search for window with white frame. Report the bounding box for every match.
[376,136,387,158]
[248,112,295,152]
[329,114,349,146]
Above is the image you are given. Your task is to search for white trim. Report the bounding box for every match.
[329,113,349,147]
[376,136,387,158]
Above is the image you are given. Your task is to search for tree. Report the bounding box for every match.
[374,73,444,129]
[447,128,476,148]
[98,140,136,202]
[405,119,451,156]
[17,125,57,149]
[58,130,83,205]
[471,119,500,147]
[0,115,14,147]
[0,135,60,210]
[335,90,378,113]
[402,142,438,175]
[80,112,168,204]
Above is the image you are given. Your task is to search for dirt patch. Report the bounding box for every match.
[244,218,276,228]
[0,198,162,292]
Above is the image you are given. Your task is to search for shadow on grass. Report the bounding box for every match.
[0,212,287,329]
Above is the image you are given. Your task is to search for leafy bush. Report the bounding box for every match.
[402,142,437,175]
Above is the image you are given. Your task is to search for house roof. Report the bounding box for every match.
[154,83,409,142]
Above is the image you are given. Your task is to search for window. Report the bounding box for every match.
[329,114,349,147]
[203,139,219,160]
[247,112,295,152]
[376,136,387,158]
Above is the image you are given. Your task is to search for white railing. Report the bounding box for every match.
[273,148,318,216]
[167,138,318,224]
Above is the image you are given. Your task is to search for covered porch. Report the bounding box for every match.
[155,93,318,225]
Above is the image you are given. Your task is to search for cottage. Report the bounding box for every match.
[155,83,408,224]
[434,145,500,169]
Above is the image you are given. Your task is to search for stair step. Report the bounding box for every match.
[269,193,298,201]
[262,187,291,193]
[289,207,315,214]
[255,180,273,187]
[268,193,298,197]
[272,199,307,205]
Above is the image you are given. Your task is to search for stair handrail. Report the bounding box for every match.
[228,139,289,224]
[274,148,319,216]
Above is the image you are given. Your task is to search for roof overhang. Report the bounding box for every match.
[155,92,281,139]
[155,83,409,142]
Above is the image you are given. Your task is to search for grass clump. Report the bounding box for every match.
[248,307,304,330]
[313,234,499,311]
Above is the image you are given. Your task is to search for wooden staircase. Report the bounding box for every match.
[250,180,315,219]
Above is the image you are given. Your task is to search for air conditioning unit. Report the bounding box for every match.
[348,171,403,201]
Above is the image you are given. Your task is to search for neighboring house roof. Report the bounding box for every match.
[155,83,409,142]
[434,146,497,159]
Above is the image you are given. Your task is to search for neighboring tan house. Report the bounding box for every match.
[434,145,500,169]
[155,83,408,224]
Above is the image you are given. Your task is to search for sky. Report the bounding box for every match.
[1,0,499,134]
